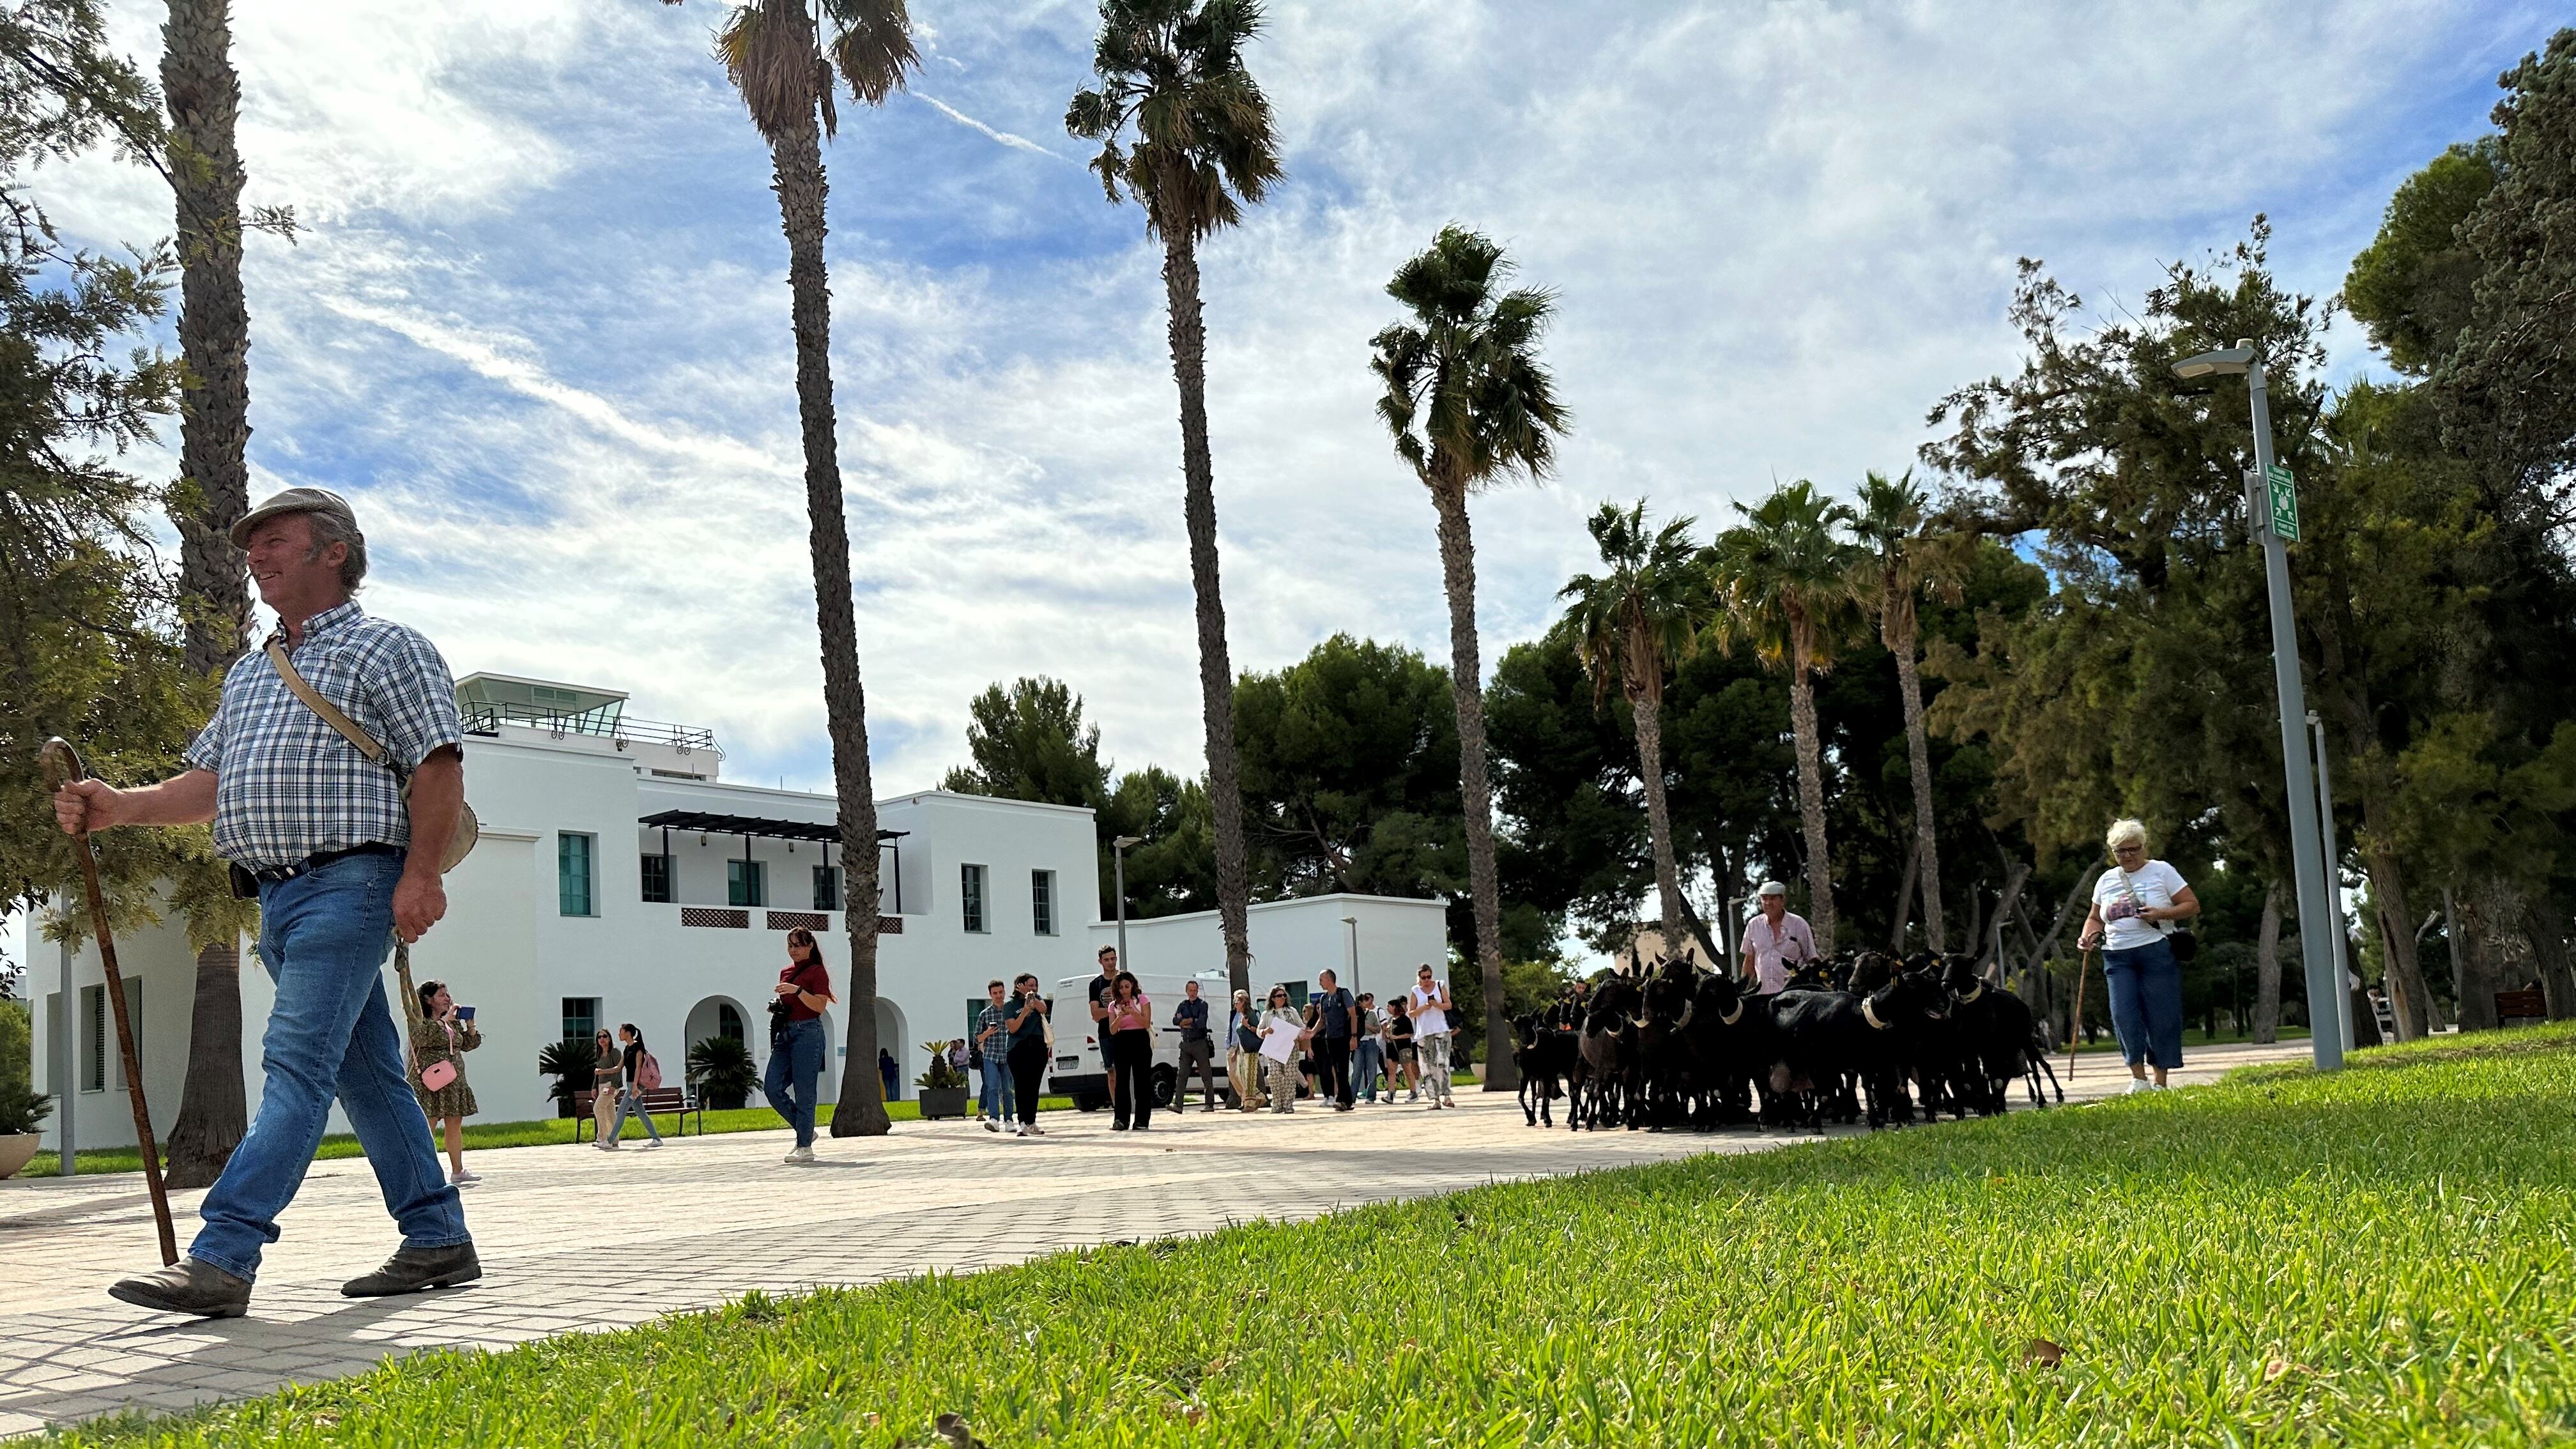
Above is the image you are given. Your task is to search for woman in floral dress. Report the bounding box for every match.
[411,979,482,1186]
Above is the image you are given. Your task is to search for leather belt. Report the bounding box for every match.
[244,841,401,885]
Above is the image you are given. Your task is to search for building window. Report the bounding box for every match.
[1032,869,1057,936]
[960,863,987,933]
[563,997,600,1045]
[717,1002,745,1043]
[641,852,673,904]
[813,864,842,912]
[729,859,767,907]
[558,832,596,916]
[82,980,139,1092]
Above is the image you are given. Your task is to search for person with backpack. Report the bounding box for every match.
[605,1023,665,1149]
[1304,968,1358,1111]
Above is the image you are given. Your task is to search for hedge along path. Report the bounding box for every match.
[63,1027,2576,1446]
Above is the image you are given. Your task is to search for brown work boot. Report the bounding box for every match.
[108,1258,252,1319]
[341,1241,481,1297]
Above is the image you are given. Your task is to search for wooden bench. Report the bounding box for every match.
[2496,986,2549,1027]
[567,1086,704,1141]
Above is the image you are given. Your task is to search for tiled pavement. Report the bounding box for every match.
[0,1039,2310,1436]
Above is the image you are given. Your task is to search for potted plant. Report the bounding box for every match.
[537,1036,602,1117]
[914,1039,969,1120]
[687,1034,758,1112]
[0,1080,53,1180]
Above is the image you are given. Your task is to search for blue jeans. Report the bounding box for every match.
[192,850,468,1281]
[1354,1038,1384,1100]
[2104,937,2186,1070]
[763,1017,825,1148]
[978,1056,1013,1120]
[608,1084,662,1142]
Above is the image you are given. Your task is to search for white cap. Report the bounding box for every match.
[1758,881,1788,898]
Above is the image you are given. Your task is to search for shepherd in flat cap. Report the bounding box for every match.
[1739,881,1814,999]
[54,487,479,1317]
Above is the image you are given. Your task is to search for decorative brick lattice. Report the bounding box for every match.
[679,907,749,930]
[879,916,904,935]
[765,911,827,933]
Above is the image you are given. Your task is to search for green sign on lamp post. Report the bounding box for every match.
[2266,463,2299,540]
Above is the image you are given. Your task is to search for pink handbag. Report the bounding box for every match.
[417,1020,459,1092]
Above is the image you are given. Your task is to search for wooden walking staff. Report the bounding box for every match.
[40,737,180,1265]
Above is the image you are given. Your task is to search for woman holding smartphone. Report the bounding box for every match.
[410,979,481,1185]
[589,1027,622,1149]
[764,927,837,1164]
[1103,971,1156,1131]
[1004,973,1051,1137]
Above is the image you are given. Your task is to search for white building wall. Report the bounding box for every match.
[1092,893,1453,1008]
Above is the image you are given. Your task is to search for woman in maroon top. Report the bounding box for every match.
[763,927,836,1163]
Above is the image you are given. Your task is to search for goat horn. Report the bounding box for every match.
[1719,999,1744,1026]
[1673,997,1694,1030]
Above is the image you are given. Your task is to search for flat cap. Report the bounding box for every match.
[230,487,358,548]
[1757,880,1788,897]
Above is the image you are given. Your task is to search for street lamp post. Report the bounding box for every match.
[1111,835,1143,973]
[2174,340,2342,1071]
[2309,711,2357,1053]
[1340,914,1360,1002]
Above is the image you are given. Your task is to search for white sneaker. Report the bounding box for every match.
[983,1117,999,1133]
[2124,1078,2155,1095]
[639,1139,663,1151]
[784,1146,815,1164]
[1027,1123,1046,1137]
[1014,1123,1029,1137]
[597,1138,620,1151]
[450,1168,480,1186]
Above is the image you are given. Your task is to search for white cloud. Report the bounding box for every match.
[34,0,2558,805]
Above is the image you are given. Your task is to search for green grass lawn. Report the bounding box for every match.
[20,1096,1075,1179]
[56,1026,2576,1446]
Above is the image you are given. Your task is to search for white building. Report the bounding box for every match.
[30,675,1452,1154]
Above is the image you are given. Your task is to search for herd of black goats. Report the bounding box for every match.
[1508,950,2064,1132]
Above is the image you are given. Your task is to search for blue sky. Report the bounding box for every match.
[42,0,2563,802]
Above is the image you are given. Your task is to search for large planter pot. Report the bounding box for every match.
[0,1133,41,1181]
[918,1085,969,1121]
[707,1091,748,1112]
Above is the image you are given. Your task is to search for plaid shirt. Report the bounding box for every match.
[184,600,464,870]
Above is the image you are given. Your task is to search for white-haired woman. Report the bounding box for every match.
[2077,818,2199,1092]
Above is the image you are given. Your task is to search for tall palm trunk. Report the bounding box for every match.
[1428,483,1514,1089]
[160,0,252,1190]
[1629,682,1684,956]
[763,103,888,1137]
[2253,879,2283,1043]
[1785,651,1836,951]
[1891,626,1945,954]
[1159,228,1254,1000]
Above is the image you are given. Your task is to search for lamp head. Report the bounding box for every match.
[1112,834,1144,849]
[2172,340,2257,381]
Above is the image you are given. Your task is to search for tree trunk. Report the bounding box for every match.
[1631,685,1684,957]
[1427,483,1515,1090]
[160,940,243,1188]
[2524,897,2576,1021]
[1786,658,1836,950]
[1891,631,1945,953]
[2253,880,2284,1044]
[2451,885,2506,1032]
[761,106,887,1138]
[1889,834,1918,952]
[2360,839,2433,1039]
[1160,231,1255,1002]
[160,0,253,1188]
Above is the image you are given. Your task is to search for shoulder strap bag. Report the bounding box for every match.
[265,636,479,872]
[2115,866,2197,962]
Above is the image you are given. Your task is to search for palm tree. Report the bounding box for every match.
[1710,480,1860,952]
[1560,501,1713,959]
[1848,469,1964,956]
[1370,226,1567,1089]
[1067,0,1281,1000]
[680,0,917,1137]
[156,0,255,1188]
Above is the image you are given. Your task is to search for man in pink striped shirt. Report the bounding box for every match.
[1738,881,1815,996]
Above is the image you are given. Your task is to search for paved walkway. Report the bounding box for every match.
[0,1040,2308,1436]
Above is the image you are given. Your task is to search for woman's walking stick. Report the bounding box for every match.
[41,738,180,1265]
[2066,946,2096,1087]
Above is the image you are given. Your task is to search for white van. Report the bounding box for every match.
[1046,970,1233,1110]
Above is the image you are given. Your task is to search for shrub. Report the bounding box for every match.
[915,1039,965,1092]
[687,1035,758,1110]
[0,1078,52,1136]
[537,1036,601,1115]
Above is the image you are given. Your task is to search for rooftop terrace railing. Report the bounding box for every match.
[463,702,721,755]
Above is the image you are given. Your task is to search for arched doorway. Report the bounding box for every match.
[873,999,908,1101]
[683,995,753,1110]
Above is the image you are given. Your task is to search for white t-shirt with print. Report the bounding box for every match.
[2093,861,2188,952]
